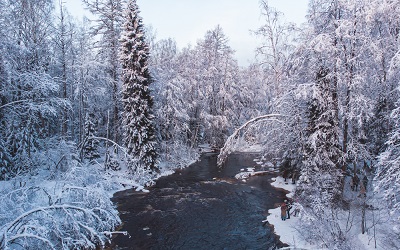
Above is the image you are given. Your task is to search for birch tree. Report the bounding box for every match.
[83,0,126,143]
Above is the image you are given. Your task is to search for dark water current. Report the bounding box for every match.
[110,153,288,250]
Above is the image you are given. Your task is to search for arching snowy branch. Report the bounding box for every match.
[217,114,284,166]
[0,204,122,249]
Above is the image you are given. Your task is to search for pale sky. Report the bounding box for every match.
[63,0,309,66]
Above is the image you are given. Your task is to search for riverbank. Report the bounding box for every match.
[266,176,398,250]
[266,176,313,249]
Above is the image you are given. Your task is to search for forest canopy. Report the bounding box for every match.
[0,0,400,249]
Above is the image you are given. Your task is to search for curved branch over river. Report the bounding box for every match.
[217,114,284,166]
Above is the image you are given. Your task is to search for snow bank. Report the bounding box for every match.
[266,176,399,250]
[234,168,269,180]
[266,177,313,249]
[270,176,295,197]
[236,143,264,153]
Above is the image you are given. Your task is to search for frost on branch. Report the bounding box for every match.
[217,114,283,166]
[0,164,122,249]
[0,205,118,249]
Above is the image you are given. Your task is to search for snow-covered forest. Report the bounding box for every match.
[0,0,400,249]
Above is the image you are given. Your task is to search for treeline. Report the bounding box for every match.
[1,0,400,248]
[0,0,270,179]
[249,0,400,248]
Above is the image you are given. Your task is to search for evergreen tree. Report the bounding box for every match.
[0,138,13,180]
[83,113,100,162]
[298,67,343,206]
[0,54,12,179]
[119,0,157,173]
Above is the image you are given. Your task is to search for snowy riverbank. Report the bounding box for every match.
[0,145,200,249]
[267,176,397,250]
[266,177,314,249]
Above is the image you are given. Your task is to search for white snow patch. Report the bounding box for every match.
[267,176,313,249]
[264,162,274,168]
[267,207,311,249]
[270,176,295,198]
[198,144,214,153]
[235,172,252,179]
[266,176,392,249]
[235,170,268,180]
[357,233,379,250]
[236,143,264,153]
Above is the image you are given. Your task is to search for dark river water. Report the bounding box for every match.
[110,153,288,250]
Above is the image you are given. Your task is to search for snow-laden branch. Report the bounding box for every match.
[7,234,55,250]
[217,114,284,166]
[79,136,128,164]
[0,97,70,110]
[0,99,31,110]
[90,136,127,155]
[0,203,121,249]
[4,205,97,233]
[79,136,127,157]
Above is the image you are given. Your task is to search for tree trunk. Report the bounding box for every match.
[361,196,366,234]
[342,86,351,173]
[60,1,68,137]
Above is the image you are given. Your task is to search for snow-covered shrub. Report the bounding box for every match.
[0,162,122,249]
[0,204,119,249]
[158,140,199,169]
[295,202,354,249]
[36,138,79,175]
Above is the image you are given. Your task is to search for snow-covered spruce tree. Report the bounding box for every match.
[293,67,348,248]
[298,67,343,206]
[0,53,13,179]
[83,113,100,162]
[119,0,158,173]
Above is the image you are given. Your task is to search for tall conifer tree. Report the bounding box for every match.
[83,113,100,162]
[119,0,157,172]
[299,67,343,205]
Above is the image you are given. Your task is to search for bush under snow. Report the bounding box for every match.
[0,161,122,249]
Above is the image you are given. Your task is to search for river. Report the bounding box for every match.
[110,153,288,250]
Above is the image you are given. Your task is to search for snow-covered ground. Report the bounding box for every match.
[234,167,269,181]
[266,177,314,249]
[0,145,200,249]
[266,176,399,250]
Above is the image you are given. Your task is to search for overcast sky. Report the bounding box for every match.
[64,0,309,66]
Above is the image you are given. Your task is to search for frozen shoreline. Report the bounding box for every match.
[266,176,392,250]
[266,176,313,249]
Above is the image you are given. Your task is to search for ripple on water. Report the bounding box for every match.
[111,153,288,250]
